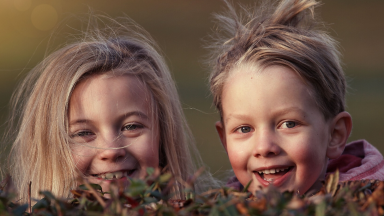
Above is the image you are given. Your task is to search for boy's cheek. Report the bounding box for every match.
[228,151,254,192]
[227,146,248,166]
[227,146,251,178]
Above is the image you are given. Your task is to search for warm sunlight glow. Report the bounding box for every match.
[31,4,58,31]
[13,0,31,11]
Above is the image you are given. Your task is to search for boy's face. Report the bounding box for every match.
[216,65,335,194]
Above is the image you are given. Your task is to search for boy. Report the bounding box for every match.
[208,0,384,194]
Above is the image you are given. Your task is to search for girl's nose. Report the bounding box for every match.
[252,130,281,158]
[97,134,127,162]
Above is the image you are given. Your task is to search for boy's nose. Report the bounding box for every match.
[252,130,281,157]
[97,133,127,162]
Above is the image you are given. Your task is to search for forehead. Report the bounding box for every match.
[73,73,150,99]
[222,65,321,122]
[69,74,153,119]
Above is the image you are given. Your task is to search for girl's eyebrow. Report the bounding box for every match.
[121,111,149,120]
[69,111,149,126]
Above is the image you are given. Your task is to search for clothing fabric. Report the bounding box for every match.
[326,139,384,181]
[226,139,384,190]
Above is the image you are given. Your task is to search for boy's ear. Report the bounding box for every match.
[326,111,353,159]
[215,121,227,152]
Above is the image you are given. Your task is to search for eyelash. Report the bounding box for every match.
[279,120,299,129]
[234,126,253,134]
[71,130,94,138]
[70,123,144,137]
[233,120,299,134]
[122,123,144,131]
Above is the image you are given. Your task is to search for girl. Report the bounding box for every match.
[4,16,213,201]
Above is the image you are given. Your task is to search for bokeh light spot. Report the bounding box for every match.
[31,4,58,31]
[14,0,32,11]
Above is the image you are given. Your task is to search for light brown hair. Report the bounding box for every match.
[208,0,346,120]
[4,16,213,201]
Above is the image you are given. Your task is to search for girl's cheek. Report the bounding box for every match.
[71,151,94,173]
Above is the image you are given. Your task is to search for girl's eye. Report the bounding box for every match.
[280,121,297,129]
[70,130,95,143]
[123,123,144,131]
[72,131,94,137]
[236,126,252,133]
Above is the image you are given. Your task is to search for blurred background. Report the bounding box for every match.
[0,0,383,179]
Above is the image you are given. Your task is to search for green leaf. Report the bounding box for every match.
[78,183,103,192]
[143,196,157,204]
[149,190,163,200]
[315,200,326,216]
[39,191,56,201]
[147,167,155,175]
[11,203,28,216]
[243,179,252,192]
[32,197,50,211]
[159,173,172,184]
[126,179,147,197]
[347,202,359,216]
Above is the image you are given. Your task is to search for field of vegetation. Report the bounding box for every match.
[1,170,383,216]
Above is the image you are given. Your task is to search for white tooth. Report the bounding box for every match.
[275,169,280,173]
[106,173,114,179]
[101,174,106,179]
[270,169,275,174]
[264,170,270,174]
[114,172,123,179]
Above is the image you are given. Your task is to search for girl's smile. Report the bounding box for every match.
[68,74,160,193]
[89,169,136,180]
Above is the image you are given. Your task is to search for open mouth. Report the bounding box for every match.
[90,170,136,180]
[254,166,293,186]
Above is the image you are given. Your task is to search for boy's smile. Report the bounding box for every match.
[254,166,294,187]
[216,64,337,194]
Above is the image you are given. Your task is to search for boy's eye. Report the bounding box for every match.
[236,126,252,133]
[280,121,297,129]
[122,123,144,131]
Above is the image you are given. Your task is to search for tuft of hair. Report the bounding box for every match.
[2,14,218,202]
[208,0,346,120]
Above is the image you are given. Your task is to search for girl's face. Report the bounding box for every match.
[216,65,334,195]
[68,74,159,192]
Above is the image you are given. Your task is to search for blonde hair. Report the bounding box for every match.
[5,16,210,201]
[208,0,346,120]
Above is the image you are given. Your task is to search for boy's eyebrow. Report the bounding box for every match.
[69,111,149,126]
[224,114,250,124]
[272,107,307,117]
[224,107,307,124]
